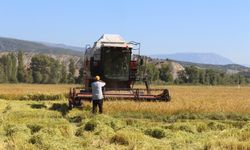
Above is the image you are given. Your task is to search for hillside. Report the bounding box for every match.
[0,37,84,74]
[0,37,82,56]
[149,57,250,79]
[41,42,84,52]
[174,60,250,73]
[151,53,234,65]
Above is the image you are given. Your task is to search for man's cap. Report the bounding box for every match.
[95,75,100,81]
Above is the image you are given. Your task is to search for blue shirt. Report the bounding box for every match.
[91,81,106,100]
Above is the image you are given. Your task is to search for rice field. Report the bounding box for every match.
[105,86,250,114]
[0,84,250,149]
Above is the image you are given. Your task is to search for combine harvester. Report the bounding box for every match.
[69,34,170,108]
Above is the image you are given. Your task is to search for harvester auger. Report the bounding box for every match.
[68,34,171,108]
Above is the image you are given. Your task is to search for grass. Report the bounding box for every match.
[0,84,250,149]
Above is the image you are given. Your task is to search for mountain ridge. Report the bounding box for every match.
[41,42,84,52]
[0,37,82,56]
[151,52,234,65]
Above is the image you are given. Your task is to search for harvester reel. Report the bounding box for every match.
[69,87,171,108]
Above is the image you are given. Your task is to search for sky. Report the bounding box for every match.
[0,0,250,65]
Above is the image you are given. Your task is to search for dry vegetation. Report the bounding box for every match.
[0,84,250,150]
[105,86,250,114]
[0,84,73,95]
[0,84,77,100]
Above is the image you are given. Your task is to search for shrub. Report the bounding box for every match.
[145,128,166,139]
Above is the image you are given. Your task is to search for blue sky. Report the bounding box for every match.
[0,0,250,64]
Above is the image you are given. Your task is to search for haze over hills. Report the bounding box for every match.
[41,42,84,52]
[0,37,82,56]
[151,53,234,65]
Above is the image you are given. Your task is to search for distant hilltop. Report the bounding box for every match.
[0,37,83,56]
[0,37,84,73]
[151,52,234,65]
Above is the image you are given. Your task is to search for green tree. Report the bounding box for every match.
[198,69,206,84]
[185,66,199,84]
[31,55,57,83]
[0,55,9,82]
[176,70,187,84]
[159,64,173,83]
[11,53,18,83]
[31,55,49,83]
[25,68,33,83]
[239,75,246,85]
[49,60,62,84]
[205,69,219,85]
[0,63,4,83]
[60,64,68,83]
[17,51,26,82]
[0,53,18,83]
[145,63,159,82]
[32,71,42,83]
[68,58,76,83]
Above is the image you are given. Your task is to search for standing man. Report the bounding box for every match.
[91,75,106,114]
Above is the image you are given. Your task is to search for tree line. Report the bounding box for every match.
[145,63,250,85]
[0,51,83,84]
[0,52,249,85]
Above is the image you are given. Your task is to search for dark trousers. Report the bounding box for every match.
[92,99,103,114]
